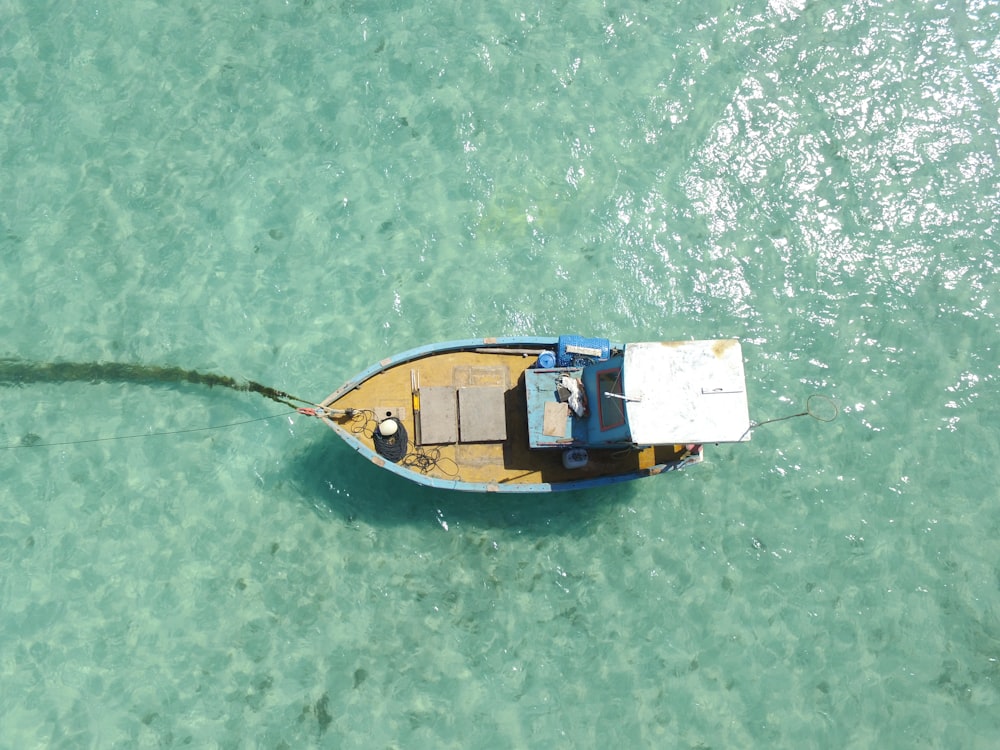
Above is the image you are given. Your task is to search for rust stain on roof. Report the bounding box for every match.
[712,339,737,357]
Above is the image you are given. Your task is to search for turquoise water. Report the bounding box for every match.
[1,0,998,746]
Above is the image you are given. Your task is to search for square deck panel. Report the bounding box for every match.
[418,386,458,445]
[458,386,507,443]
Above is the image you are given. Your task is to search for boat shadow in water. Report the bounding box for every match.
[282,438,636,534]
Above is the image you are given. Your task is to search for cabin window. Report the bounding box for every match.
[597,367,625,430]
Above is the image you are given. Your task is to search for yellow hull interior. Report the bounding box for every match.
[322,350,693,488]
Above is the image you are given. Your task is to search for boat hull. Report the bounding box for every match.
[317,337,703,493]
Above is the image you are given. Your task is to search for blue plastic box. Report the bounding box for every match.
[556,335,611,366]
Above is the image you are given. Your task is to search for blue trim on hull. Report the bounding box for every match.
[321,336,568,406]
[327,421,694,494]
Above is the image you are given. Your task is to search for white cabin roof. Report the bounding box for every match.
[623,339,751,444]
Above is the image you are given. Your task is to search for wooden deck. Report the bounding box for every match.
[325,349,690,487]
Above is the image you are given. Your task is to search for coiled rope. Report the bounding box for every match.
[344,409,458,476]
[372,418,408,463]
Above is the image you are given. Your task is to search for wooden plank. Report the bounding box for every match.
[542,401,569,437]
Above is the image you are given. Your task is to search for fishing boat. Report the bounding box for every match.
[304,335,751,493]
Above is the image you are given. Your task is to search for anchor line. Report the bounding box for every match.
[2,411,298,450]
[242,381,320,411]
[0,357,324,449]
[739,394,839,441]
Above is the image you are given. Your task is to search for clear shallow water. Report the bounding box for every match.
[1,0,998,747]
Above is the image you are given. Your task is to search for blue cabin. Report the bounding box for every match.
[525,335,751,450]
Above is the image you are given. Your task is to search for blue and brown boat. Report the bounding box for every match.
[306,335,751,492]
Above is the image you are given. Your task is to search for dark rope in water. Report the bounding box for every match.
[0,357,318,450]
[0,358,314,409]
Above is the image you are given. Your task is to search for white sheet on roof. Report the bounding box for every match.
[623,339,751,444]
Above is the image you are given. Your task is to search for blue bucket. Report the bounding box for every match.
[536,351,556,369]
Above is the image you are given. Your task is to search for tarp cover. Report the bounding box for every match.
[623,340,751,444]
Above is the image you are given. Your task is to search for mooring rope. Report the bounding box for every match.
[1,412,297,450]
[0,358,319,410]
[0,357,320,450]
[739,394,839,441]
